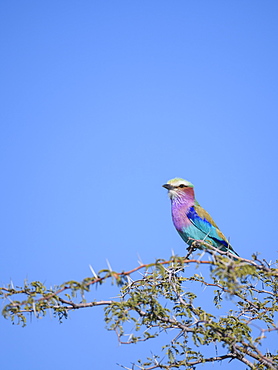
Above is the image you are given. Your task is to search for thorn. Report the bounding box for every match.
[202,230,211,241]
[197,250,206,261]
[106,259,113,272]
[128,333,133,341]
[126,275,134,286]
[32,302,38,318]
[89,265,98,279]
[137,253,143,266]
[6,296,14,304]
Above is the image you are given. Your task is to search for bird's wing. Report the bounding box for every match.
[187,203,229,245]
[187,202,239,257]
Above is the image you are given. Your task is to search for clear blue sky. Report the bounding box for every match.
[1,1,278,369]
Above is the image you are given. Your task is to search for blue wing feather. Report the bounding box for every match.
[186,206,228,246]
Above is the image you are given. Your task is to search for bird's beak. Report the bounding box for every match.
[162,184,173,190]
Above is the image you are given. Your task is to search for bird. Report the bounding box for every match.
[162,178,239,257]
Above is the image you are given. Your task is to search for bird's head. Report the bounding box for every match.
[162,178,195,201]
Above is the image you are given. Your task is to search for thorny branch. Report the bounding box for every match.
[1,247,278,370]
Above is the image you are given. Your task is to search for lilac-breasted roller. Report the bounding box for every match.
[163,178,239,257]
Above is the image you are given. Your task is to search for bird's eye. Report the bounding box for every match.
[179,184,187,188]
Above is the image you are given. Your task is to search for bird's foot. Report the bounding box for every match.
[192,241,202,249]
[185,244,198,259]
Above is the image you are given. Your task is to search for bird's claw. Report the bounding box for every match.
[185,244,198,259]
